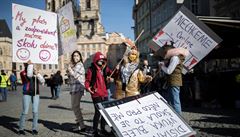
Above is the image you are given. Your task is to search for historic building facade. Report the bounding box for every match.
[45,0,130,79]
[0,20,12,75]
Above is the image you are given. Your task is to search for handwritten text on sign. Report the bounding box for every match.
[152,7,221,72]
[105,93,193,137]
[12,3,58,64]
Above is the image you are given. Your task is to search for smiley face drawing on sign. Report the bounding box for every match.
[39,50,51,62]
[17,48,30,61]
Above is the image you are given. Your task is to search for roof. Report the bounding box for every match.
[0,20,12,38]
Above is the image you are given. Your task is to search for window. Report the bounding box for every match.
[47,2,51,10]
[82,52,85,58]
[49,64,52,69]
[55,64,58,69]
[87,52,90,58]
[191,0,199,15]
[86,0,91,10]
[92,44,96,49]
[82,45,85,50]
[64,63,68,69]
[0,48,2,55]
[19,65,22,71]
[0,62,2,70]
[51,0,55,12]
[43,64,46,69]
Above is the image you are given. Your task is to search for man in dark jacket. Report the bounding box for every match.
[85,52,113,136]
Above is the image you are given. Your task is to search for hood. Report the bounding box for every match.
[93,52,107,63]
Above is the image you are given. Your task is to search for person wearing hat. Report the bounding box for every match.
[159,43,189,114]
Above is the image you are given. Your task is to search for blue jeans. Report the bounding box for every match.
[54,85,61,98]
[0,87,7,101]
[167,86,182,114]
[19,95,40,130]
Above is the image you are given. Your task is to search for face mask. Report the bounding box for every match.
[129,54,137,61]
[97,61,103,66]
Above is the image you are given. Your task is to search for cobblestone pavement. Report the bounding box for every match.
[0,85,239,137]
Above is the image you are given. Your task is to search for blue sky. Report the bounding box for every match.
[0,0,134,40]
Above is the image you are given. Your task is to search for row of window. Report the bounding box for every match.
[80,44,104,50]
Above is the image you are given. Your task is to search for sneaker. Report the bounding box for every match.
[32,130,38,135]
[18,130,25,135]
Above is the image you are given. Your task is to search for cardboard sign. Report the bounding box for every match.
[57,1,77,55]
[12,3,58,64]
[98,92,196,137]
[149,6,222,74]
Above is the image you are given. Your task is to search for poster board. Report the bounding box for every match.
[98,92,196,137]
[57,1,77,55]
[12,3,58,64]
[148,6,222,74]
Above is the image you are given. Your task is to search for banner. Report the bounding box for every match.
[12,3,58,64]
[57,1,77,55]
[148,6,222,74]
[98,92,196,137]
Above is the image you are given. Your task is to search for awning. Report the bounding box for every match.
[198,16,240,59]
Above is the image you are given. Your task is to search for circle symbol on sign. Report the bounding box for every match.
[39,50,51,62]
[17,48,30,61]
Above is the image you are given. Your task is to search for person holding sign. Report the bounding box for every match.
[67,50,86,132]
[85,52,113,136]
[122,48,152,97]
[18,60,45,135]
[158,42,189,114]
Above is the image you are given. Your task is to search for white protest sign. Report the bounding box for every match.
[149,6,222,73]
[99,92,195,137]
[12,3,58,64]
[57,1,77,55]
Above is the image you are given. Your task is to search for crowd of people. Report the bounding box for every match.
[0,41,190,136]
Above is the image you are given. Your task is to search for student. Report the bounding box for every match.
[18,60,45,135]
[85,52,113,137]
[159,43,189,114]
[122,49,152,97]
[67,50,86,132]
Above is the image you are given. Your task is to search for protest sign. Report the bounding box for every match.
[12,3,58,64]
[57,1,77,55]
[98,92,196,137]
[148,6,222,74]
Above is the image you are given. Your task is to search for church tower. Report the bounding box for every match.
[77,0,105,36]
